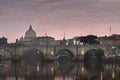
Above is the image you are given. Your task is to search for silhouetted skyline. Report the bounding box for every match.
[0,0,120,42]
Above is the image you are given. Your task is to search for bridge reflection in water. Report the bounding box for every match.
[0,60,120,80]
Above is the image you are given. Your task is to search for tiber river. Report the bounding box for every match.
[0,60,120,80]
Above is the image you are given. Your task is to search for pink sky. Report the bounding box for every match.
[0,0,120,43]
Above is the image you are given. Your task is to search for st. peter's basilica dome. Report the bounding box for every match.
[25,25,36,38]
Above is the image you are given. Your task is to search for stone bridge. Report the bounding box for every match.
[0,44,113,60]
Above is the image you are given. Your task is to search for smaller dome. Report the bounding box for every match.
[25,25,37,38]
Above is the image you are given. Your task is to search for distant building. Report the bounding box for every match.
[31,36,55,46]
[19,25,55,46]
[99,34,120,45]
[0,37,8,46]
[19,25,37,45]
[24,25,36,41]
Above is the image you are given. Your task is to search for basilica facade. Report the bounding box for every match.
[19,25,55,46]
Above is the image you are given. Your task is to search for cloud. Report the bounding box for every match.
[102,0,120,2]
[0,0,120,42]
[0,0,120,23]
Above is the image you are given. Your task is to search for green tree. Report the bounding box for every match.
[76,35,99,44]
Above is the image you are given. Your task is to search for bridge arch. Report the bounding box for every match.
[84,48,105,62]
[22,48,44,62]
[55,49,74,61]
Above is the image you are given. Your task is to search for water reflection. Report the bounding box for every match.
[0,60,120,80]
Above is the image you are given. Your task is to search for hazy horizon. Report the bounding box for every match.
[1,25,118,43]
[0,0,120,43]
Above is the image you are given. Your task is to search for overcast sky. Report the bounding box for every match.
[0,0,120,42]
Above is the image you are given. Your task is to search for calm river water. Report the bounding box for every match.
[0,60,120,80]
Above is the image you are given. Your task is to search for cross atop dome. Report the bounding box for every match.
[29,24,32,30]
